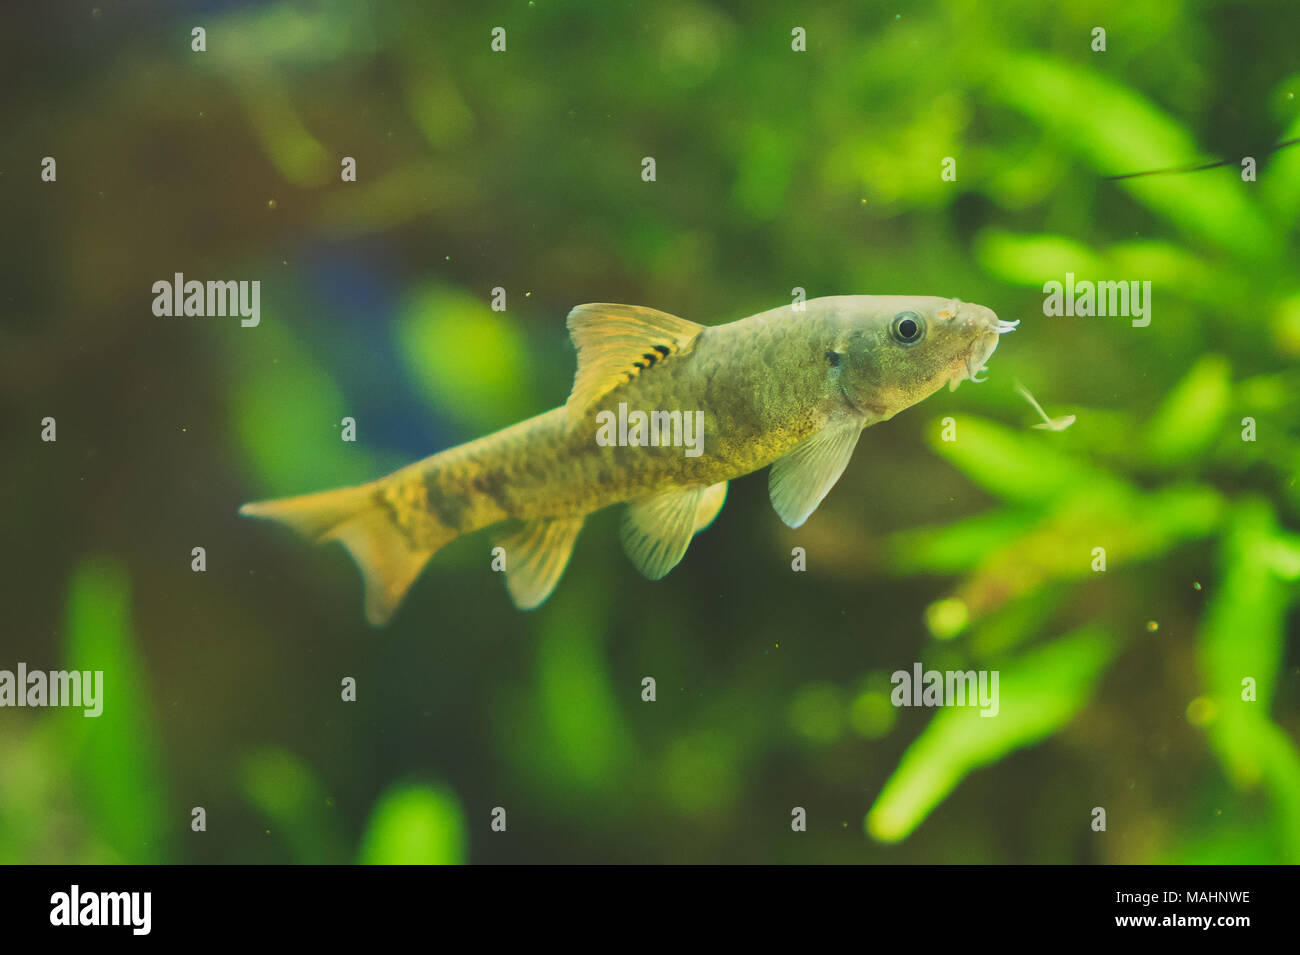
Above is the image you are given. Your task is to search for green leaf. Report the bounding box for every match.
[889,508,1039,574]
[534,577,633,790]
[1106,241,1252,312]
[1199,501,1290,729]
[948,483,1222,624]
[62,557,169,863]
[241,748,345,864]
[866,626,1115,844]
[990,54,1278,263]
[229,318,377,495]
[357,783,468,865]
[927,415,1119,505]
[974,229,1104,286]
[1260,73,1300,230]
[1144,355,1232,466]
[394,284,536,434]
[1196,500,1300,862]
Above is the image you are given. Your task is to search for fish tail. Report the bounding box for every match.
[240,476,457,626]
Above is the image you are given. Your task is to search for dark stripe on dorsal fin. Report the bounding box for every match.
[564,303,705,418]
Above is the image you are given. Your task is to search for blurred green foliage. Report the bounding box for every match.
[0,0,1296,863]
[357,784,467,865]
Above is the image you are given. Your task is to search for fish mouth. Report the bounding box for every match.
[949,312,1018,391]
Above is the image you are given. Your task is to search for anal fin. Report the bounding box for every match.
[496,516,585,610]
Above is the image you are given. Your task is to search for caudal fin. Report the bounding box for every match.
[240,480,453,626]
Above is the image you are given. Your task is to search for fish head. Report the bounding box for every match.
[829,296,1016,419]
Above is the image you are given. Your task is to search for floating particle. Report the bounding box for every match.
[1146,620,1159,632]
[1192,581,1202,591]
[267,199,277,210]
[1016,381,1075,431]
[92,7,102,19]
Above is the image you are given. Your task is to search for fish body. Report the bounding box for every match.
[241,295,1014,623]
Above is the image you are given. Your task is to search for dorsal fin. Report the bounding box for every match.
[564,304,705,418]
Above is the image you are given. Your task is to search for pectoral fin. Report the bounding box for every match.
[496,516,585,610]
[768,419,864,528]
[621,486,706,580]
[564,304,705,418]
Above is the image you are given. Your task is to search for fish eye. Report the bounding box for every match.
[891,311,925,345]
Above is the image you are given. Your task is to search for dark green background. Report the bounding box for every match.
[1,0,1298,863]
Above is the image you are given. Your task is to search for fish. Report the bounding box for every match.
[240,295,1017,624]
